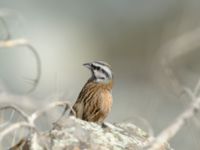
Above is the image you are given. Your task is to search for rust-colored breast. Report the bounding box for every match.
[73,80,113,123]
[98,89,112,122]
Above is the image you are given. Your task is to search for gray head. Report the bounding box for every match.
[83,61,113,83]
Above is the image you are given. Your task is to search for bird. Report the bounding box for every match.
[70,61,113,124]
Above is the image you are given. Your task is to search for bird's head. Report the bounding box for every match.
[83,61,113,83]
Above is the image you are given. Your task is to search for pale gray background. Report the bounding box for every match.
[0,0,200,149]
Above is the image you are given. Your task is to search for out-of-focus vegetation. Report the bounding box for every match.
[1,1,200,149]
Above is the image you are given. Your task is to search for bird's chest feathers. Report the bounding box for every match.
[84,81,113,112]
[99,90,112,113]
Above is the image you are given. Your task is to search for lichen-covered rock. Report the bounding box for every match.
[49,116,170,150]
[9,116,172,150]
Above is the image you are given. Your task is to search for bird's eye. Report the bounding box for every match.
[91,64,95,68]
[96,66,100,70]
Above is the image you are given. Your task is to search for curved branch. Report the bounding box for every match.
[0,122,38,142]
[0,39,41,93]
[26,44,41,93]
[30,101,74,124]
[0,105,29,122]
[148,97,200,150]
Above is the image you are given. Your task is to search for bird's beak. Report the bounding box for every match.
[83,63,92,69]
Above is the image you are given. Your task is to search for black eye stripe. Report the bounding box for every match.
[92,64,110,78]
[100,68,109,78]
[96,66,100,70]
[92,64,100,70]
[91,64,95,68]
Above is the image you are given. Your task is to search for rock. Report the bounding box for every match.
[9,116,172,150]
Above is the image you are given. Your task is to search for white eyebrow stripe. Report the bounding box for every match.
[101,65,112,78]
[93,63,112,78]
[94,61,110,67]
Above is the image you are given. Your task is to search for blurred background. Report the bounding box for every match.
[0,0,200,149]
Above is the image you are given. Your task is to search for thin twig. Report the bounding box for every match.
[148,96,200,150]
[0,122,38,141]
[183,87,196,102]
[0,100,74,148]
[0,105,29,122]
[0,109,16,129]
[29,101,74,124]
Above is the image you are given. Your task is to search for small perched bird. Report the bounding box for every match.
[71,61,113,123]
